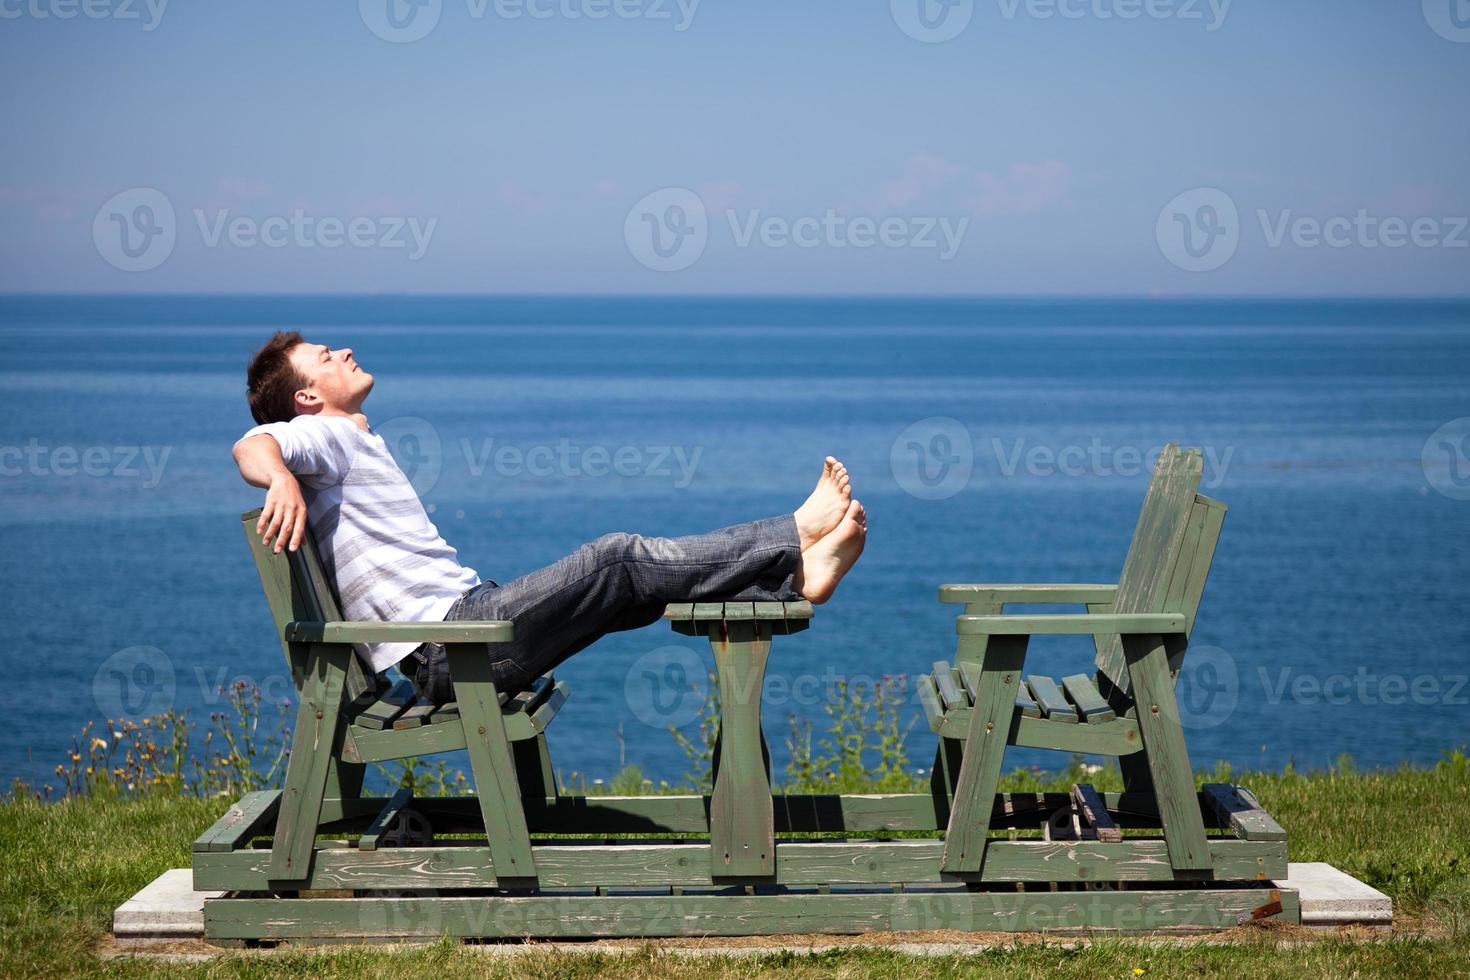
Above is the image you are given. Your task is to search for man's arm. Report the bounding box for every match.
[233,433,308,554]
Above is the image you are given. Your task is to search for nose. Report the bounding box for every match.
[340,347,353,361]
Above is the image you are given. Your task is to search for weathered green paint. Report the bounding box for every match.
[204,887,1299,941]
[707,619,775,876]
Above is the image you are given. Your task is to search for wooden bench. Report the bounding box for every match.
[194,453,1295,944]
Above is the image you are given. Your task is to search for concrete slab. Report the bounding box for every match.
[113,869,223,946]
[1274,862,1392,928]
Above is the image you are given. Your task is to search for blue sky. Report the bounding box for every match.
[1,0,1468,295]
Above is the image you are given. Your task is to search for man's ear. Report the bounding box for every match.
[293,387,321,414]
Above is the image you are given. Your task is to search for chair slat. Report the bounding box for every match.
[1061,673,1116,723]
[1092,446,1205,695]
[355,678,418,730]
[392,698,436,731]
[1014,683,1043,719]
[932,661,966,710]
[915,674,947,733]
[1025,675,1079,724]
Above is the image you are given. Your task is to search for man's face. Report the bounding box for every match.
[288,342,374,415]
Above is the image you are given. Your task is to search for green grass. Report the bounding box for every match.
[2,755,1467,978]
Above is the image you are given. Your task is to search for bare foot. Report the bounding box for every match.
[796,499,866,605]
[794,456,852,551]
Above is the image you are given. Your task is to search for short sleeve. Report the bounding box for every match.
[236,415,356,488]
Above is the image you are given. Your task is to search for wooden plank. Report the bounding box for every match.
[942,634,1028,874]
[1094,445,1204,694]
[391,698,435,731]
[782,600,815,619]
[1201,784,1288,842]
[722,601,756,620]
[443,642,536,884]
[428,702,460,725]
[1061,673,1116,723]
[692,602,725,621]
[958,613,1186,636]
[707,619,775,877]
[939,584,1118,605]
[353,678,418,731]
[1025,675,1078,724]
[504,682,569,740]
[932,662,966,711]
[195,837,1287,892]
[268,643,351,881]
[915,674,946,734]
[358,786,413,852]
[753,602,788,620]
[284,620,514,644]
[1124,632,1212,871]
[1014,683,1043,719]
[192,790,281,853]
[203,886,1298,940]
[1072,783,1123,843]
[663,603,694,621]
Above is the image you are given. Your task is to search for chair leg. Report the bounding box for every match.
[269,642,351,882]
[445,643,538,885]
[513,734,558,805]
[941,634,1027,875]
[1122,632,1212,872]
[1118,751,1153,794]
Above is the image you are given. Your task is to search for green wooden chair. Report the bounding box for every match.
[918,443,1279,877]
[195,456,1294,944]
[195,509,568,885]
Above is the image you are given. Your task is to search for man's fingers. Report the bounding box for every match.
[261,507,285,551]
[288,510,307,552]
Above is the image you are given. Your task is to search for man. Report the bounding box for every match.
[233,331,867,702]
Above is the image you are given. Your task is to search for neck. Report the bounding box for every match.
[312,406,370,431]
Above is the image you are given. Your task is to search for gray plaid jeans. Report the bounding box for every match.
[405,514,801,704]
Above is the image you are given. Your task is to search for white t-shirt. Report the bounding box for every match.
[237,414,480,674]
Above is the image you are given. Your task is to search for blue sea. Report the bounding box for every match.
[2,296,1468,794]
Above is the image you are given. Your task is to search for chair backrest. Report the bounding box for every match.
[1091,445,1226,696]
[240,509,376,701]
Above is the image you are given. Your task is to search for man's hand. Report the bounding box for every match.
[257,471,307,554]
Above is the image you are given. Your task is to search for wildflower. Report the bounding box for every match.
[92,737,109,750]
[1133,969,1146,976]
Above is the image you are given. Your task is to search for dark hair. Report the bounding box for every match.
[246,331,307,424]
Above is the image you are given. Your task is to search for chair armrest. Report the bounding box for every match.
[939,584,1117,605]
[956,612,1184,636]
[284,620,514,644]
